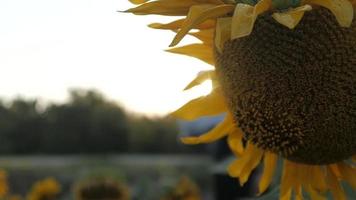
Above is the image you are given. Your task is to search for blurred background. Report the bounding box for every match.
[0,0,277,200]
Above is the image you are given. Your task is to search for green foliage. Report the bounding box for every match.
[42,89,129,153]
[0,89,200,154]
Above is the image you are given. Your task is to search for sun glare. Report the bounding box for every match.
[195,80,212,96]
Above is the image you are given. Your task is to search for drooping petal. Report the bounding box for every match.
[188,29,215,44]
[258,152,278,195]
[326,166,346,200]
[337,162,356,189]
[227,127,244,156]
[305,0,354,27]
[125,0,203,16]
[184,70,215,90]
[296,164,317,187]
[272,5,312,29]
[280,188,292,200]
[305,185,326,200]
[129,0,150,5]
[148,19,216,30]
[228,143,254,177]
[309,166,328,192]
[280,160,299,199]
[329,164,341,178]
[295,185,304,200]
[170,4,235,46]
[239,148,263,186]
[228,143,263,186]
[149,19,185,30]
[231,0,272,39]
[180,114,234,144]
[215,17,232,53]
[172,88,227,120]
[166,43,215,65]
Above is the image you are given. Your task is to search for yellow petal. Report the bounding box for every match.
[305,185,326,200]
[215,17,232,53]
[184,70,215,90]
[125,0,202,16]
[227,127,244,156]
[326,166,346,200]
[228,143,254,177]
[148,19,216,30]
[172,88,227,120]
[204,0,225,4]
[129,0,150,5]
[170,4,235,46]
[280,160,298,198]
[272,5,312,29]
[149,19,185,30]
[239,146,263,186]
[231,0,272,39]
[308,166,328,192]
[228,143,263,186]
[188,29,214,44]
[305,0,354,27]
[329,164,341,178]
[258,152,278,195]
[280,188,292,200]
[166,43,215,65]
[295,164,316,186]
[337,162,356,189]
[295,185,304,200]
[180,114,234,144]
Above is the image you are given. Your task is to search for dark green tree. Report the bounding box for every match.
[43,89,129,154]
[3,99,45,154]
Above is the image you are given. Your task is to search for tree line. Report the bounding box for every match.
[0,89,204,154]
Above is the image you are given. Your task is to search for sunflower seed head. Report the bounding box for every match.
[215,8,356,164]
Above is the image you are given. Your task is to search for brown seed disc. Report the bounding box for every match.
[215,8,356,164]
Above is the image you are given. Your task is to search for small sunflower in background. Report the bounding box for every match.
[126,0,356,199]
[73,178,130,200]
[0,169,8,198]
[160,176,201,200]
[27,177,61,200]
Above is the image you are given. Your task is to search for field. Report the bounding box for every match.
[1,155,354,200]
[0,154,213,200]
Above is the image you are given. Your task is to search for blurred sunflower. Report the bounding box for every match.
[160,176,201,200]
[73,178,130,200]
[125,0,356,199]
[27,177,61,200]
[0,169,8,198]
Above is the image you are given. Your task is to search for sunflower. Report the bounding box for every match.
[27,177,61,200]
[0,169,8,198]
[125,0,356,199]
[73,178,130,200]
[160,176,201,200]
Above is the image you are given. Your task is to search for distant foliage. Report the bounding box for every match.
[42,89,129,154]
[0,89,202,154]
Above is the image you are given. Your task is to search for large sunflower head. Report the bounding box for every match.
[125,0,356,199]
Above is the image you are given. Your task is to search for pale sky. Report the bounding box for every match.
[0,0,213,116]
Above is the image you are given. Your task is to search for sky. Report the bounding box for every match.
[0,0,213,116]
